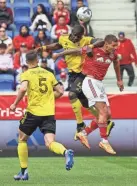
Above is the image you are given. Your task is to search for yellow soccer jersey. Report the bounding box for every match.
[59,35,93,73]
[21,66,58,116]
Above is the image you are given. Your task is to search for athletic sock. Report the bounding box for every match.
[49,141,66,155]
[18,141,28,172]
[102,138,108,143]
[85,119,98,135]
[71,99,83,124]
[98,123,108,140]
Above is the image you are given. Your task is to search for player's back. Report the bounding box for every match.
[21,66,58,116]
[82,48,116,80]
[59,35,93,73]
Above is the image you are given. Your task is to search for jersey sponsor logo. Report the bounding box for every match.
[0,108,26,118]
[96,57,112,64]
[96,57,104,63]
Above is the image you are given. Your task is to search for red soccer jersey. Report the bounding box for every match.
[82,47,117,81]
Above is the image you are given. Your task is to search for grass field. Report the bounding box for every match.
[0,157,137,186]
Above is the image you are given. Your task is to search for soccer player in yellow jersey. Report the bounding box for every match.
[10,50,74,181]
[39,25,114,140]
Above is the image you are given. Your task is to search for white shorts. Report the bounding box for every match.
[82,77,110,107]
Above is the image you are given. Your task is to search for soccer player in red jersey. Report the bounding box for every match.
[53,35,124,154]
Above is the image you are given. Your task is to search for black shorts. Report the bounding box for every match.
[68,72,89,108]
[19,112,56,136]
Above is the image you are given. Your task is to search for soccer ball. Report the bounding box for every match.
[77,7,92,23]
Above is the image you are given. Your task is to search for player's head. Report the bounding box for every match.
[118,31,125,41]
[77,0,84,8]
[69,25,84,43]
[104,34,118,53]
[26,50,38,67]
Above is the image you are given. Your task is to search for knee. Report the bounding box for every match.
[18,136,27,142]
[44,138,54,149]
[68,91,77,101]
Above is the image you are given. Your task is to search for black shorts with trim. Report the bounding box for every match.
[68,72,89,108]
[19,112,56,136]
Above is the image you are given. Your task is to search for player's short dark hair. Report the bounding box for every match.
[0,43,7,49]
[26,50,37,63]
[77,0,83,2]
[104,34,118,44]
[72,25,84,35]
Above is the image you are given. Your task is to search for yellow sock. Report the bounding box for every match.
[49,142,66,155]
[18,141,28,168]
[71,99,83,124]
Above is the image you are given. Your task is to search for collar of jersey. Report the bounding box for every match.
[29,65,39,69]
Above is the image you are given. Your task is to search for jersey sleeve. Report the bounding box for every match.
[20,72,30,82]
[84,37,94,45]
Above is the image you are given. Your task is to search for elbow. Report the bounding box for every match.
[59,86,64,96]
[20,87,27,93]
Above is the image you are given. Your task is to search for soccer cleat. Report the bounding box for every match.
[76,131,91,149]
[107,121,115,137]
[99,141,116,155]
[74,122,86,141]
[65,149,74,171]
[14,169,29,181]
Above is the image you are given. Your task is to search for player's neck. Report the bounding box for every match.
[102,46,109,54]
[28,64,38,69]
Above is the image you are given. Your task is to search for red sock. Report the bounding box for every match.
[85,119,98,135]
[98,123,107,140]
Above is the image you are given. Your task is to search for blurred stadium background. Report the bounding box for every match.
[0,0,137,185]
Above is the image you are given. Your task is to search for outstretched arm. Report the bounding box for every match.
[36,43,63,53]
[52,38,104,60]
[113,60,124,91]
[52,48,81,60]
[52,45,94,60]
[90,38,105,48]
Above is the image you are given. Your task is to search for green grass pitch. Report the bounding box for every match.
[0,157,137,186]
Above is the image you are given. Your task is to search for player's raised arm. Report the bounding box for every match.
[90,38,105,48]
[10,81,28,111]
[113,60,124,91]
[52,45,94,60]
[42,43,62,51]
[52,48,81,60]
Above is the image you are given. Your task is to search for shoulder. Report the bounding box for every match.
[45,67,54,74]
[6,7,12,12]
[59,34,69,43]
[82,36,93,44]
